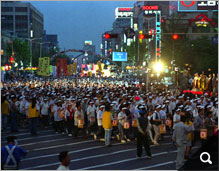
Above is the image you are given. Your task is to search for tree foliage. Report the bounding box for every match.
[6,39,31,67]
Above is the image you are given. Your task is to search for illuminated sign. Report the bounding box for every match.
[178,1,218,12]
[118,8,132,11]
[189,14,215,27]
[84,40,93,45]
[115,7,133,18]
[142,6,159,10]
[112,52,127,62]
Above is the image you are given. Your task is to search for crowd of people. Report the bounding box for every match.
[1,77,218,169]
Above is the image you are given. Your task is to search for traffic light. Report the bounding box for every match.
[172,34,179,40]
[104,33,118,39]
[139,34,152,39]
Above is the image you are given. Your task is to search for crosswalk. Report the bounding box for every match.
[1,127,200,170]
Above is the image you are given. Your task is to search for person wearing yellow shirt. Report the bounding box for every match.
[102,103,113,147]
[184,112,194,159]
[1,96,9,131]
[28,98,39,136]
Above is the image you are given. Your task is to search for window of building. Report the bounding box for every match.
[15,7,27,12]
[1,7,13,12]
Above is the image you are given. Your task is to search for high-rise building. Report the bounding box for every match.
[43,30,59,56]
[1,1,44,66]
[83,41,97,64]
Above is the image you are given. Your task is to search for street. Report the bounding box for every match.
[1,126,201,170]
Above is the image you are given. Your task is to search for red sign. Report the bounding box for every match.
[142,6,158,10]
[118,8,132,11]
[180,1,196,7]
[189,14,215,27]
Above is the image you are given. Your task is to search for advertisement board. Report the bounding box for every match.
[178,1,218,12]
[112,52,127,61]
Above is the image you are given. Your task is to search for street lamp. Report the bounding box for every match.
[34,42,51,57]
[153,62,164,73]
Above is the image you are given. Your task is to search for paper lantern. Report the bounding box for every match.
[112,120,118,127]
[160,124,166,134]
[132,119,138,127]
[200,129,207,139]
[165,119,172,128]
[123,121,130,129]
[78,120,84,128]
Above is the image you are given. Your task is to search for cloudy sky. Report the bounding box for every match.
[29,1,135,53]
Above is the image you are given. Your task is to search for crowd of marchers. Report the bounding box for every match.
[1,77,218,170]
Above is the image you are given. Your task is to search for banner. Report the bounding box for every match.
[38,57,50,76]
[56,58,68,77]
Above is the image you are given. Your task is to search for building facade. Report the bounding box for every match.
[1,1,44,66]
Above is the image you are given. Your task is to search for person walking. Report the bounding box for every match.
[57,151,71,170]
[40,98,50,129]
[1,136,27,170]
[1,96,9,131]
[136,111,152,159]
[10,96,19,133]
[102,103,113,147]
[152,105,162,145]
[172,115,193,170]
[28,98,39,136]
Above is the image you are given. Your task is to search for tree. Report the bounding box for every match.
[6,39,31,68]
[126,39,149,66]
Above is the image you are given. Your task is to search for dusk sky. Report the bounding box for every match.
[29,1,135,54]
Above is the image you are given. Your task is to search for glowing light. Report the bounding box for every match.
[153,62,164,73]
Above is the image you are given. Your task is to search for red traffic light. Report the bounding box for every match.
[139,34,145,39]
[105,33,110,39]
[172,34,179,40]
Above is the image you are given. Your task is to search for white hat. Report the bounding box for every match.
[139,106,145,109]
[176,109,181,112]
[156,105,161,109]
[122,107,127,110]
[90,101,94,104]
[179,105,184,108]
[186,108,191,112]
[207,105,212,108]
[100,105,105,108]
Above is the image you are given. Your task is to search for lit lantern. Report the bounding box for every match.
[123,121,130,129]
[200,129,207,139]
[78,120,84,128]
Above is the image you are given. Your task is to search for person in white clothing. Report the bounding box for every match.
[118,107,128,143]
[94,105,105,140]
[40,99,49,128]
[57,151,70,170]
[87,101,96,135]
[52,100,64,134]
[173,109,181,130]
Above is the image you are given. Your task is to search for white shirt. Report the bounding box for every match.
[57,165,69,170]
[118,111,127,125]
[74,109,84,126]
[159,110,166,120]
[53,105,63,121]
[87,105,96,119]
[173,113,181,129]
[152,112,161,120]
[41,102,49,115]
[97,110,104,126]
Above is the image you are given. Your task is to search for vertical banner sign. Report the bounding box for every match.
[56,58,68,77]
[41,57,50,76]
[62,59,68,76]
[38,57,43,75]
[56,58,62,77]
[73,62,77,74]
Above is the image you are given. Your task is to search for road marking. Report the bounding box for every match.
[2,129,54,137]
[1,134,65,144]
[22,142,173,169]
[19,137,71,147]
[77,150,178,170]
[30,139,95,151]
[136,160,176,170]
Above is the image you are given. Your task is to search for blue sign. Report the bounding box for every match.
[112,52,127,62]
[211,37,218,44]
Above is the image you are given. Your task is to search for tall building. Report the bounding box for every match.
[43,30,59,56]
[1,1,44,66]
[83,41,97,64]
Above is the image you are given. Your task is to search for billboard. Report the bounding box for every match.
[178,1,218,12]
[115,7,133,18]
[84,40,92,45]
[112,52,127,62]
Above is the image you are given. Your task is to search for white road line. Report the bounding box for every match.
[1,133,64,143]
[30,139,95,151]
[77,150,178,170]
[22,142,173,169]
[2,129,53,137]
[136,160,176,170]
[19,137,71,147]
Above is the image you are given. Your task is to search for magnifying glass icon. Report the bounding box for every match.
[200,152,212,164]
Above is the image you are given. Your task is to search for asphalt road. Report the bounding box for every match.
[1,126,201,170]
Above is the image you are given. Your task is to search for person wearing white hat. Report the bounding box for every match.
[65,103,74,137]
[87,101,96,135]
[94,105,105,141]
[152,105,162,145]
[118,107,128,143]
[168,97,176,115]
[52,100,65,134]
[40,98,50,129]
[173,109,181,130]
